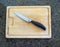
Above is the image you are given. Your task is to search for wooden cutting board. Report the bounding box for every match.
[6,6,51,38]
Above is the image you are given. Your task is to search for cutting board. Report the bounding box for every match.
[6,6,51,38]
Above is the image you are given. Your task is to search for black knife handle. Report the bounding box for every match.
[31,20,46,30]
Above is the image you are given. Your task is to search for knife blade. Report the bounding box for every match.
[14,12,46,30]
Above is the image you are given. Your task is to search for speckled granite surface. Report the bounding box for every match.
[0,0,60,47]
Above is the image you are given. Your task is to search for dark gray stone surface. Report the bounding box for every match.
[0,0,60,47]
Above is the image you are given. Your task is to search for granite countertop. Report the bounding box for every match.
[0,0,60,47]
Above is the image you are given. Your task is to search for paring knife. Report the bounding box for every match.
[14,12,46,30]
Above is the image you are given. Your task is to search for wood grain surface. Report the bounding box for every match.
[6,6,51,38]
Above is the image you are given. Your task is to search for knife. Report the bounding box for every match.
[14,12,46,30]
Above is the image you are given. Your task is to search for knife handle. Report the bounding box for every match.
[31,20,46,30]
